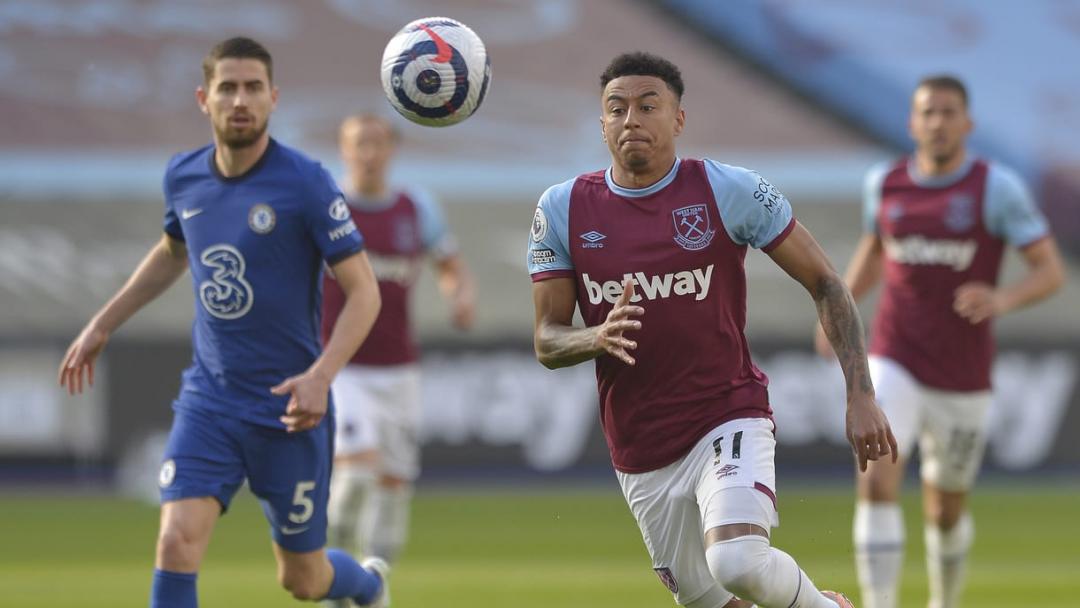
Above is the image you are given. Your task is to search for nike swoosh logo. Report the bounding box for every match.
[181,208,204,220]
[280,525,309,535]
[418,23,452,63]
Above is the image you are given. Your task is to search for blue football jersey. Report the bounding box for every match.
[162,139,364,427]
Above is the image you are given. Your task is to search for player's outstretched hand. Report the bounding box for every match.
[845,393,898,472]
[594,278,644,366]
[953,281,1000,324]
[58,324,109,395]
[272,371,331,433]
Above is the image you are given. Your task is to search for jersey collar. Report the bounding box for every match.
[209,138,277,183]
[604,158,681,198]
[906,152,974,188]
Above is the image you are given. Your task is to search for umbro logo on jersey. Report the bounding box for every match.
[583,264,714,305]
[181,208,204,220]
[715,463,740,480]
[580,230,606,249]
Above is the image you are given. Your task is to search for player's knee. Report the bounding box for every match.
[156,526,201,570]
[925,504,964,530]
[705,535,770,600]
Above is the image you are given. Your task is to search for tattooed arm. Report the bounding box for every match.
[767,221,897,471]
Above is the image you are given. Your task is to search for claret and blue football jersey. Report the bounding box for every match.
[162,138,364,428]
[527,158,795,473]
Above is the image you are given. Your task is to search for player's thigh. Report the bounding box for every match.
[918,390,992,492]
[372,366,422,481]
[330,366,379,458]
[858,357,922,500]
[244,417,334,553]
[159,406,246,511]
[616,452,727,606]
[868,356,924,456]
[694,418,779,534]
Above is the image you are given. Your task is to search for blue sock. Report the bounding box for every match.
[325,548,382,604]
[151,569,197,608]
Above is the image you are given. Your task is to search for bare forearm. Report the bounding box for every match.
[843,236,883,302]
[814,274,874,397]
[91,240,187,334]
[311,286,381,381]
[997,262,1065,315]
[535,322,603,369]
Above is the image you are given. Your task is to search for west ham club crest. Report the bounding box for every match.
[672,204,716,251]
[945,193,976,232]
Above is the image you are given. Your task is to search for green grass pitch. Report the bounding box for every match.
[2,481,1077,606]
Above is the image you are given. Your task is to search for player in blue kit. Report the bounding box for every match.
[58,37,390,607]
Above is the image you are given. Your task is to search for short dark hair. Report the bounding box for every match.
[202,37,273,85]
[916,74,968,107]
[600,52,685,100]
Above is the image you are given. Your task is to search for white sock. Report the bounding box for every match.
[362,483,414,563]
[326,465,376,554]
[853,502,904,608]
[924,512,973,608]
[705,535,839,608]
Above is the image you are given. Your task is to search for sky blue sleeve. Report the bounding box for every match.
[984,163,1049,247]
[862,162,890,235]
[162,156,184,241]
[526,178,575,276]
[408,187,457,258]
[305,166,364,265]
[703,160,793,249]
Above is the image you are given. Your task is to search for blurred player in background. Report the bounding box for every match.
[815,75,1065,608]
[528,52,895,608]
[322,114,475,579]
[58,37,392,607]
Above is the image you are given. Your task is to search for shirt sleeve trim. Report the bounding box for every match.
[761,217,796,253]
[326,244,364,266]
[530,269,576,282]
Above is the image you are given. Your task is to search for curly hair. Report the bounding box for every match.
[600,52,684,100]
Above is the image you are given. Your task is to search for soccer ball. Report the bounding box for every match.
[380,17,491,127]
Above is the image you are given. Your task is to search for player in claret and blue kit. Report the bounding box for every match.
[59,37,391,607]
[528,52,895,608]
[817,75,1066,608]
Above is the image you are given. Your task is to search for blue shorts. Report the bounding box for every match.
[159,405,333,553]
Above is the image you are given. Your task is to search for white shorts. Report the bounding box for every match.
[870,356,992,491]
[615,418,779,607]
[330,364,422,481]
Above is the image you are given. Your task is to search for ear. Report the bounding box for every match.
[673,107,685,138]
[600,115,607,143]
[195,85,209,116]
[270,85,279,112]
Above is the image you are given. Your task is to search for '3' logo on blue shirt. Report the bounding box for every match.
[199,244,254,320]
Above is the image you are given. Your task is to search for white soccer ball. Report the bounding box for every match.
[380,17,491,127]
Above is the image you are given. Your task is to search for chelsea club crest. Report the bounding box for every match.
[248,203,276,234]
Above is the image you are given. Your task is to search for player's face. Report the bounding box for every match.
[600,76,684,171]
[909,86,972,166]
[197,58,277,149]
[340,119,396,182]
